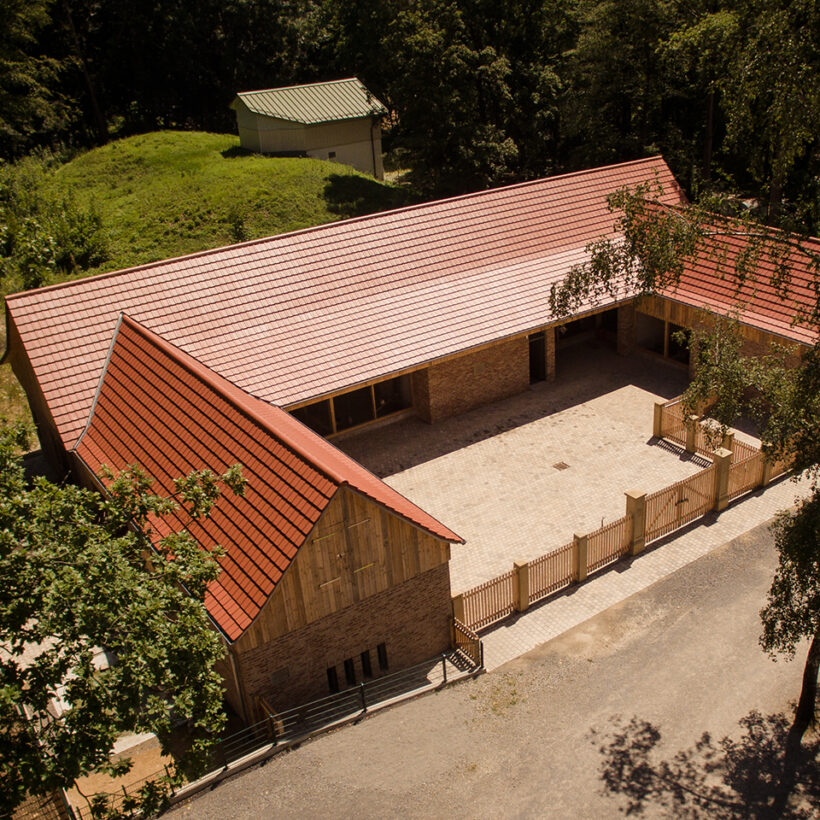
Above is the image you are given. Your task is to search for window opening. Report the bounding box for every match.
[344,658,356,686]
[377,642,389,671]
[327,666,339,693]
[360,650,373,679]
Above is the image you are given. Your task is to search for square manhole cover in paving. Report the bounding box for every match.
[552,461,570,471]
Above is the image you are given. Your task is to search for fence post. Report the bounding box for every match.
[452,593,465,625]
[712,447,732,511]
[625,490,646,555]
[653,402,664,438]
[359,682,367,713]
[514,560,530,612]
[574,533,588,583]
[441,653,448,684]
[721,430,735,452]
[685,414,699,453]
[761,457,773,487]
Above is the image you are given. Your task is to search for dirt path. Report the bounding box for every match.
[168,520,807,819]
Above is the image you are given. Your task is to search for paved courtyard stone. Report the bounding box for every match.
[342,343,702,593]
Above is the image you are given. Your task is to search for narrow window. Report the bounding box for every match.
[344,658,356,686]
[360,650,373,679]
[328,151,337,159]
[377,643,389,671]
[327,666,339,693]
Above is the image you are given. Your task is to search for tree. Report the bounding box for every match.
[0,422,245,817]
[719,0,820,224]
[549,182,820,746]
[0,0,77,159]
[381,0,519,196]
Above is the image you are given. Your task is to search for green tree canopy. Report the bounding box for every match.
[0,422,245,817]
[550,182,820,746]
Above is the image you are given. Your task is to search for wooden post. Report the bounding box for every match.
[452,593,465,624]
[514,560,530,612]
[685,414,699,453]
[653,402,664,438]
[721,430,735,453]
[574,533,588,583]
[625,490,646,556]
[762,457,774,487]
[713,447,732,511]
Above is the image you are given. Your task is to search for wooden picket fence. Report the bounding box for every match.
[587,515,633,573]
[453,396,795,634]
[728,445,765,499]
[460,570,516,631]
[659,397,686,445]
[529,540,575,603]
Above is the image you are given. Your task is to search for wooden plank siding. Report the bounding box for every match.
[637,294,807,362]
[235,487,450,654]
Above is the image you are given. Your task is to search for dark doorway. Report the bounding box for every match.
[529,331,546,383]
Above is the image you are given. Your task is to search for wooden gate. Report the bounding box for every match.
[645,465,716,543]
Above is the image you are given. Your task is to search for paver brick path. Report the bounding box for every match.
[342,343,703,593]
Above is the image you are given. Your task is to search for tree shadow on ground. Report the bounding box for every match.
[322,173,417,219]
[593,711,820,818]
[220,146,253,159]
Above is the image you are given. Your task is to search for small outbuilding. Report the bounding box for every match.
[231,77,387,179]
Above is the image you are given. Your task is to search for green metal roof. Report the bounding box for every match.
[234,77,387,125]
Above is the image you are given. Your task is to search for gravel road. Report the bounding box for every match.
[167,519,806,819]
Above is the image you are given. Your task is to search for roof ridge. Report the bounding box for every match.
[4,156,675,304]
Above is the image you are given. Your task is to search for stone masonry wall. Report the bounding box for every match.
[237,564,452,713]
[415,336,529,424]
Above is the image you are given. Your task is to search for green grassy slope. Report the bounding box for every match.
[2,130,413,435]
[50,130,413,274]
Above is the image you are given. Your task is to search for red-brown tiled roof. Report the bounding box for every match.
[661,217,820,345]
[73,316,462,641]
[5,156,684,448]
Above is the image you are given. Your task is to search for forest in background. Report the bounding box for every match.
[2,0,819,231]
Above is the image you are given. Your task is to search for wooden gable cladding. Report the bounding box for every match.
[236,486,451,652]
[638,294,808,360]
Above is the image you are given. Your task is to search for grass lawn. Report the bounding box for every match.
[49,130,414,275]
[3,130,415,439]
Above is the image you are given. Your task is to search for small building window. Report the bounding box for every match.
[377,642,389,671]
[327,666,339,693]
[360,650,373,679]
[328,151,336,159]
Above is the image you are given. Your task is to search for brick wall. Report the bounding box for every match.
[237,564,452,713]
[414,336,529,424]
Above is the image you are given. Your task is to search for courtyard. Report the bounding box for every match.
[341,341,708,593]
